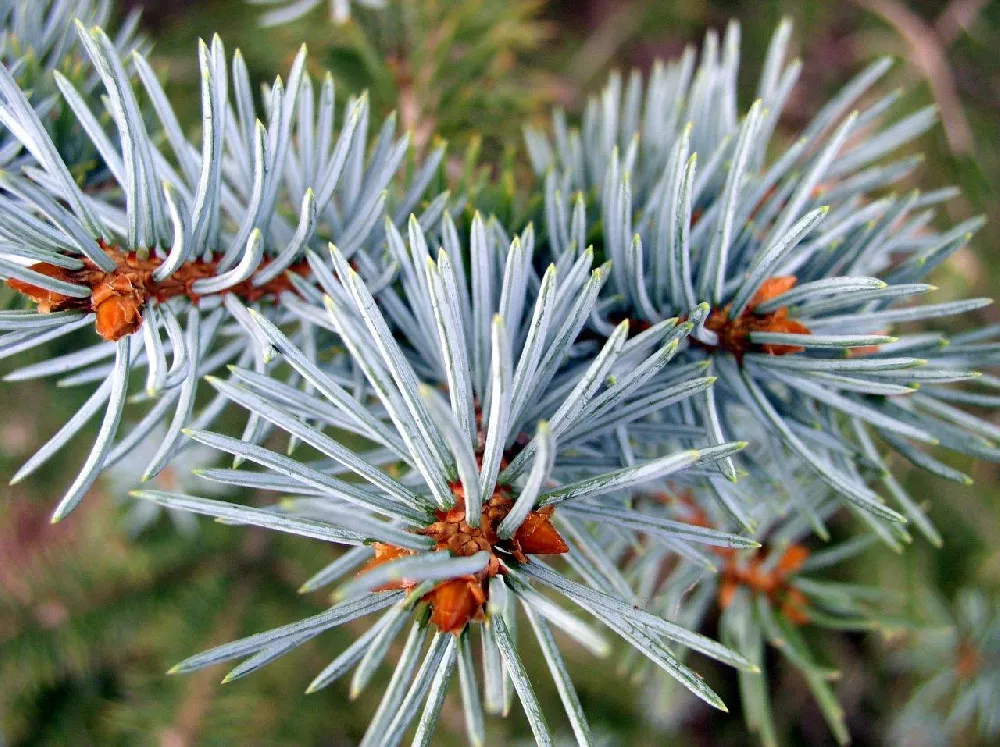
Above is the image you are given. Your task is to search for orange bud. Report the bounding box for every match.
[514,511,569,555]
[743,560,779,595]
[760,312,810,356]
[748,276,797,309]
[718,579,737,610]
[358,543,414,591]
[95,295,143,340]
[955,640,980,680]
[5,263,76,313]
[780,587,810,625]
[847,345,881,357]
[427,577,483,633]
[775,544,810,576]
[846,329,888,358]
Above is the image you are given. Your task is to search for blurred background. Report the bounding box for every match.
[1,0,998,744]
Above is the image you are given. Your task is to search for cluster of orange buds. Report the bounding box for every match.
[954,639,981,681]
[717,543,811,625]
[701,276,811,364]
[358,491,568,633]
[656,489,811,624]
[5,242,309,341]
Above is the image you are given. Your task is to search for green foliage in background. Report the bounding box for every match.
[1,0,998,745]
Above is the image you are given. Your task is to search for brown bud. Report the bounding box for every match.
[514,512,569,555]
[427,578,483,633]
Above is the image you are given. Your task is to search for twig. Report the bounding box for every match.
[935,0,989,45]
[854,0,974,155]
[159,534,266,746]
[566,1,642,91]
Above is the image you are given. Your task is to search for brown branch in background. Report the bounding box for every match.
[158,581,251,747]
[935,0,990,45]
[387,50,437,154]
[854,0,975,155]
[566,0,642,91]
[159,531,267,747]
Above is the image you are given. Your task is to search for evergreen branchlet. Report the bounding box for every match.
[1,4,997,745]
